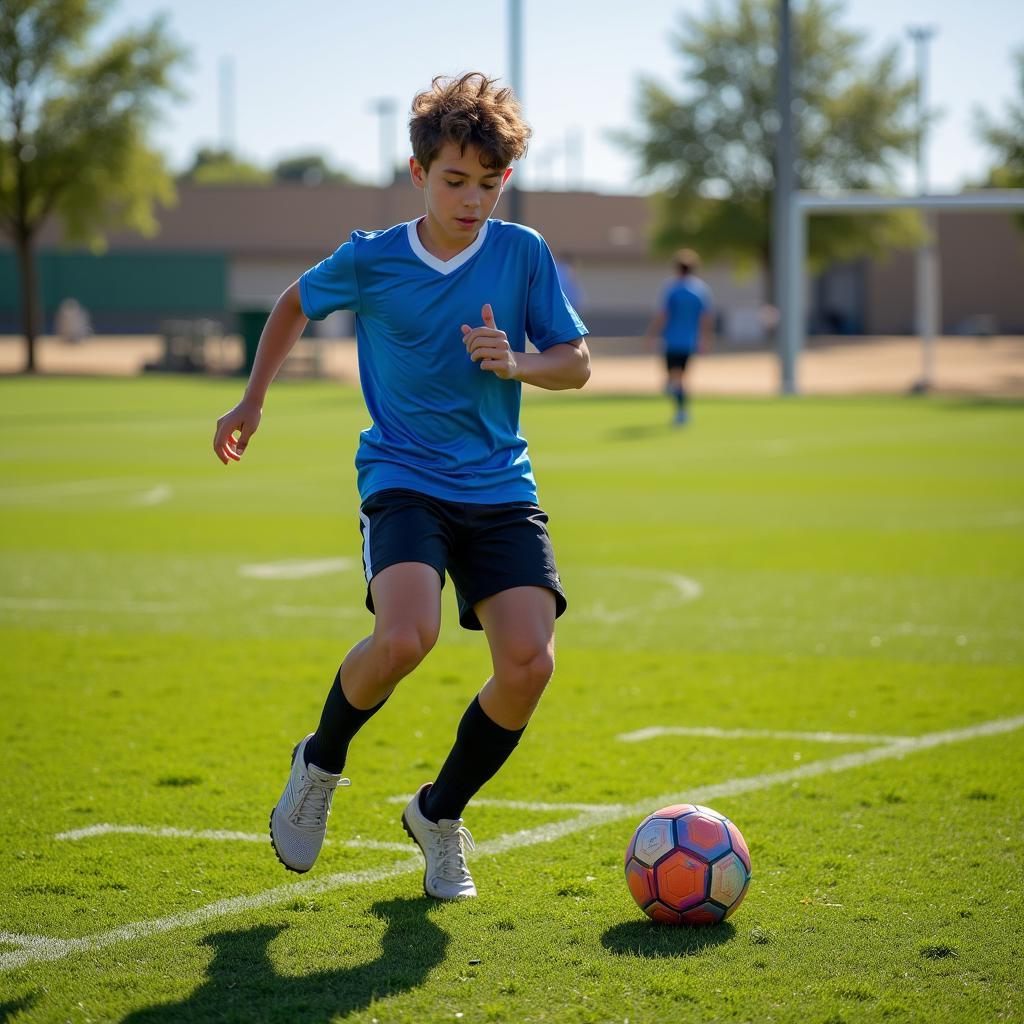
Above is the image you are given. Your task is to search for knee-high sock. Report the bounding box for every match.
[304,669,387,773]
[421,696,525,823]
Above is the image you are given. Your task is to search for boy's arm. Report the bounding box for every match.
[513,338,591,391]
[212,281,308,464]
[463,304,590,391]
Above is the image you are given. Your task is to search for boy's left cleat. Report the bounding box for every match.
[269,734,349,873]
[401,783,477,900]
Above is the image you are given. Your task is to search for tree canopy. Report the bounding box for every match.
[180,146,271,185]
[0,0,186,368]
[619,0,922,289]
[976,46,1024,228]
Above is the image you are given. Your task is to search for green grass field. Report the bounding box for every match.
[1,376,1022,1024]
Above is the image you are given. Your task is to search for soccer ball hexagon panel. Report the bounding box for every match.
[624,804,751,926]
[631,817,676,868]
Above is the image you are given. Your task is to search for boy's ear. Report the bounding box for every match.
[409,156,426,190]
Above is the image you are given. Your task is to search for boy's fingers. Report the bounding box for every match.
[481,303,495,327]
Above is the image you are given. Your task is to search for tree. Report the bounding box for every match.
[272,152,359,186]
[0,0,185,371]
[180,146,271,185]
[976,47,1024,227]
[619,0,922,297]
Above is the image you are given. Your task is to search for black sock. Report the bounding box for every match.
[421,696,525,823]
[303,669,387,774]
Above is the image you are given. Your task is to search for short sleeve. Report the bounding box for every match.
[525,235,588,351]
[299,240,360,320]
[699,282,714,312]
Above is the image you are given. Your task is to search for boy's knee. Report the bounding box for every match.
[497,644,555,703]
[376,623,437,679]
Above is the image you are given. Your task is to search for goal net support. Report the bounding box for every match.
[779,190,1024,394]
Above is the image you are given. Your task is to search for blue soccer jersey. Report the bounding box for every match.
[661,276,713,354]
[299,218,587,504]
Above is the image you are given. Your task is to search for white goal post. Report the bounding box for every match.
[779,189,1024,394]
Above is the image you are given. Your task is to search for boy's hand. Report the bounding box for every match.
[213,398,262,465]
[462,304,517,380]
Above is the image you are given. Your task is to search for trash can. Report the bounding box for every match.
[236,309,269,375]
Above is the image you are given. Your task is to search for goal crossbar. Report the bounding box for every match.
[780,190,1024,393]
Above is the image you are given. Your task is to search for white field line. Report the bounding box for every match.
[270,605,361,619]
[53,824,408,852]
[0,933,56,950]
[0,597,359,621]
[0,597,182,614]
[239,558,353,580]
[616,726,910,745]
[0,479,146,503]
[3,713,1022,974]
[385,796,624,813]
[134,485,172,506]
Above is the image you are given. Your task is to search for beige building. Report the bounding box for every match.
[3,182,1022,339]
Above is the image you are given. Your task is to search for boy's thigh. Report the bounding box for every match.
[359,489,452,618]
[368,562,443,636]
[447,502,567,631]
[475,585,557,661]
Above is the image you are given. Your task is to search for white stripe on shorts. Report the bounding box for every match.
[359,509,372,581]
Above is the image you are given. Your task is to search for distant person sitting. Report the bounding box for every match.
[55,297,92,345]
[643,249,714,425]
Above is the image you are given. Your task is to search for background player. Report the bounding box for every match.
[644,248,715,425]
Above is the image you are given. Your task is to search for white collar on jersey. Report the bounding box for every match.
[406,217,489,275]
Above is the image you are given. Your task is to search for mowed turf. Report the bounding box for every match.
[0,375,1022,1024]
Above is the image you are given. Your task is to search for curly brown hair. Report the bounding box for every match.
[409,72,531,171]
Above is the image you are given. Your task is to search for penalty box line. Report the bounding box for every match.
[3,713,1022,974]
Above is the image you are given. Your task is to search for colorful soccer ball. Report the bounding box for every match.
[624,804,751,925]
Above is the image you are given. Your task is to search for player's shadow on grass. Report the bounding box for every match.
[604,423,674,441]
[601,919,735,958]
[121,896,445,1024]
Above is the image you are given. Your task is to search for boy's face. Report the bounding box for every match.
[410,142,513,253]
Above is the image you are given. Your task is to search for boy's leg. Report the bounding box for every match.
[271,562,441,873]
[305,562,442,772]
[403,585,555,899]
[420,585,556,823]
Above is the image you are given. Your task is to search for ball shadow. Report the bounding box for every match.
[601,918,736,958]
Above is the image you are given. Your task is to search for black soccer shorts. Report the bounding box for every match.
[357,487,567,630]
[665,352,691,372]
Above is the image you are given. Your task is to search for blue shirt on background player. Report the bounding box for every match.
[660,274,713,355]
[299,218,586,504]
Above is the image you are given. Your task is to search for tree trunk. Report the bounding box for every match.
[14,228,40,373]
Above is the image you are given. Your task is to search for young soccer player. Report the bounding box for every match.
[643,249,714,425]
[212,72,590,900]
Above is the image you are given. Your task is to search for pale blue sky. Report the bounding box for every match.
[106,0,1022,195]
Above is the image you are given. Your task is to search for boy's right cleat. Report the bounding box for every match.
[269,734,349,873]
[401,783,477,900]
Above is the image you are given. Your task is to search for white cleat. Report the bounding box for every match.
[401,783,477,900]
[269,734,349,873]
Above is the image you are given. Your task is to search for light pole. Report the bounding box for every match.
[506,0,524,224]
[369,97,397,187]
[773,0,798,394]
[907,25,939,393]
